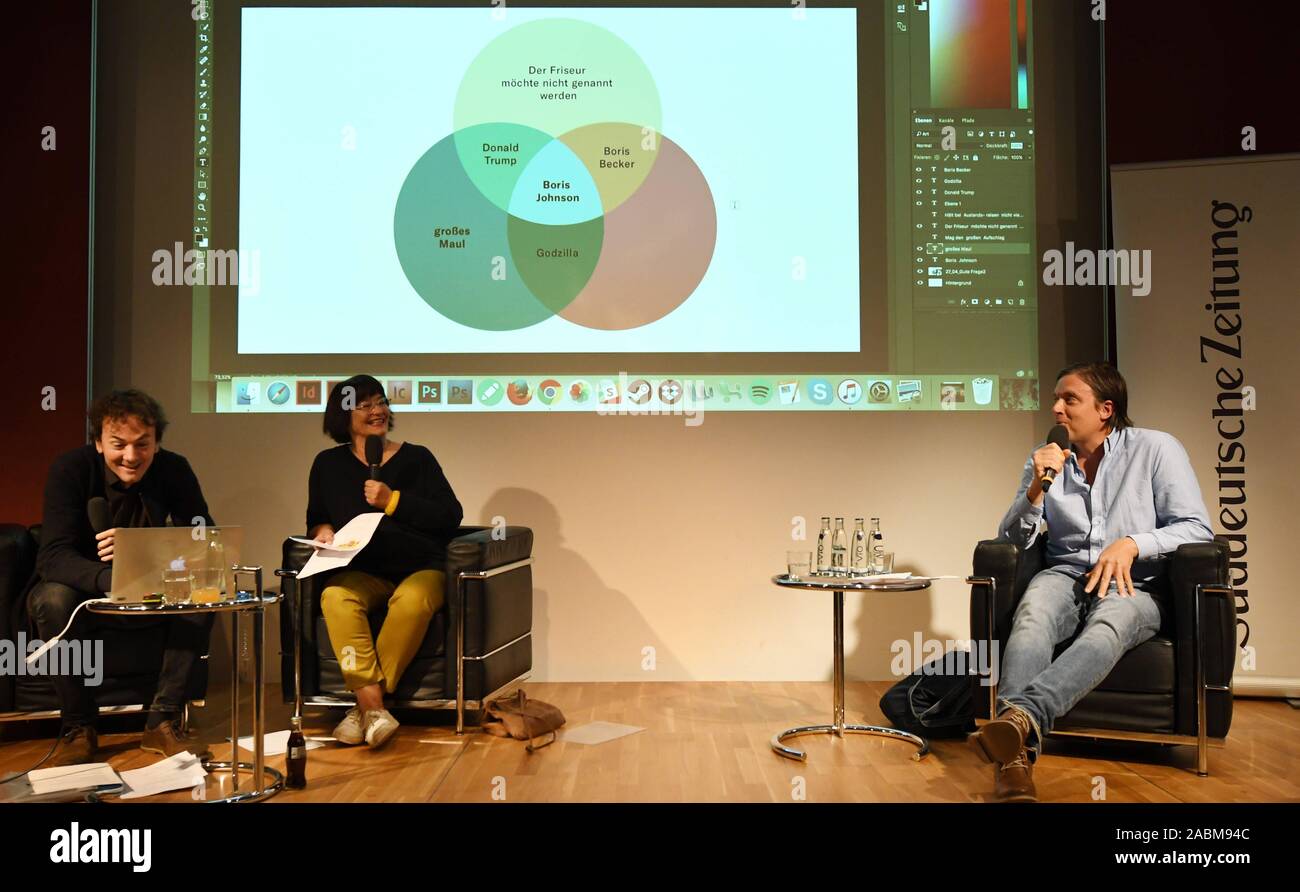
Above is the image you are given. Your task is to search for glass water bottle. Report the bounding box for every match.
[851,518,868,574]
[816,517,831,573]
[831,517,848,574]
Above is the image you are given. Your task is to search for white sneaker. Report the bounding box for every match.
[333,706,364,745]
[364,708,399,748]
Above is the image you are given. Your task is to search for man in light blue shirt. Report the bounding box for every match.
[968,362,1213,802]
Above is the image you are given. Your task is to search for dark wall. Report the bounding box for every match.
[1106,0,1300,164]
[1101,0,1300,360]
[0,1,93,524]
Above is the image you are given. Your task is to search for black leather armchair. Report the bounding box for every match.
[277,525,534,732]
[0,523,209,722]
[966,536,1236,775]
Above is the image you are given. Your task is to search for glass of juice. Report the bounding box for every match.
[190,567,223,604]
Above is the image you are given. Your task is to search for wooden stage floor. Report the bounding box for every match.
[2,682,1297,803]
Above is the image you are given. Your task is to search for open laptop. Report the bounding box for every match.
[108,527,243,603]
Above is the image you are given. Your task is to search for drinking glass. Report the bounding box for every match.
[787,551,812,580]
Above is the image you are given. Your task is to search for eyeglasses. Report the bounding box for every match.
[354,398,390,412]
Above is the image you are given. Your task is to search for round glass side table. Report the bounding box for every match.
[770,573,932,763]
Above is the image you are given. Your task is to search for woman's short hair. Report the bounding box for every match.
[1056,361,1134,430]
[88,389,168,442]
[322,375,395,444]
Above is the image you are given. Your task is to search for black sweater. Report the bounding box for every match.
[36,445,214,595]
[305,443,463,579]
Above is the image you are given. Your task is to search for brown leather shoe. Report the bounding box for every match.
[46,725,99,767]
[968,705,1035,765]
[140,720,212,760]
[993,749,1038,802]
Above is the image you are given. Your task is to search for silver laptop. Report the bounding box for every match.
[108,527,243,603]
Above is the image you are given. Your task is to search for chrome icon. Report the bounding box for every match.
[538,378,562,405]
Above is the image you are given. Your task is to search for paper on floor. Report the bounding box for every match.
[557,722,644,746]
[235,729,326,756]
[118,752,208,800]
[28,763,121,795]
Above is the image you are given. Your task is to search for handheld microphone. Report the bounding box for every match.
[365,435,384,481]
[88,496,112,533]
[1040,424,1071,492]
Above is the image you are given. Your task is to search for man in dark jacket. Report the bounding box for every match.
[30,389,215,766]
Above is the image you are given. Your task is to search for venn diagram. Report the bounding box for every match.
[394,19,716,331]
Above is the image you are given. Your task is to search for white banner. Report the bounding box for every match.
[1111,154,1300,696]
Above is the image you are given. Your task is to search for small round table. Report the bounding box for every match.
[87,568,283,803]
[770,573,932,762]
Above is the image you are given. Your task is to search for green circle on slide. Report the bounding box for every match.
[454,18,662,148]
[394,132,575,331]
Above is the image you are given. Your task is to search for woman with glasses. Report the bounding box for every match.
[306,375,463,747]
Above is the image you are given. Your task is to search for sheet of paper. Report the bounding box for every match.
[117,752,208,800]
[235,729,325,756]
[28,763,121,795]
[557,721,644,746]
[288,536,365,553]
[296,512,385,579]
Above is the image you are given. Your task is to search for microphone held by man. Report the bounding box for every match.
[1028,424,1072,504]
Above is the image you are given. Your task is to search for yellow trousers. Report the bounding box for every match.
[319,569,446,693]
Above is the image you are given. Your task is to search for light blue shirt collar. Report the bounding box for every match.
[1067,426,1124,473]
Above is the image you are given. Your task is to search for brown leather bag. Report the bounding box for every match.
[481,690,566,751]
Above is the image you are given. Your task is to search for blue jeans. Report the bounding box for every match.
[997,565,1163,760]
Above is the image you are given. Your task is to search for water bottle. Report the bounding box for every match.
[816,517,831,573]
[869,517,884,573]
[851,518,868,574]
[831,517,848,574]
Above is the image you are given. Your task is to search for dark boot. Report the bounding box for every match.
[46,725,99,768]
[141,719,212,760]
